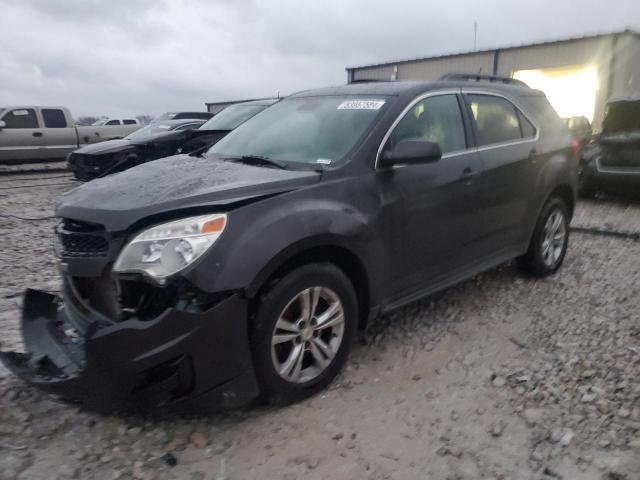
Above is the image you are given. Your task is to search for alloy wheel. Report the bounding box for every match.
[541,208,567,268]
[271,286,345,384]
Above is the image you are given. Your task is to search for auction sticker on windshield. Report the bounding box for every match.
[337,100,385,110]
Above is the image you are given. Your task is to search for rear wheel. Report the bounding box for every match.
[250,263,357,405]
[517,197,570,276]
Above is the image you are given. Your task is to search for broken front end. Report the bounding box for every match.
[0,216,259,412]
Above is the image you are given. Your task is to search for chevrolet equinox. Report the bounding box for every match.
[1,79,578,411]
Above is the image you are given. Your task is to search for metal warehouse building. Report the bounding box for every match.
[346,30,640,131]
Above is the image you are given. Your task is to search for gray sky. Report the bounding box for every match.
[1,0,638,117]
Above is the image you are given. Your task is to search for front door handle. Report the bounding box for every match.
[461,167,479,184]
[33,132,43,137]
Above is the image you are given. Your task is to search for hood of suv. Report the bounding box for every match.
[57,155,320,231]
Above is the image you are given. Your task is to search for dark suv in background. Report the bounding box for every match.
[580,96,640,195]
[1,78,577,412]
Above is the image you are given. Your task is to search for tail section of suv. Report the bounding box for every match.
[580,96,640,195]
[0,80,576,412]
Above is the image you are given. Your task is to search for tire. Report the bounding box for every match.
[250,263,358,405]
[517,197,570,277]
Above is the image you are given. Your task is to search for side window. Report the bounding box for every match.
[518,110,536,138]
[106,120,120,125]
[42,109,67,128]
[385,94,466,154]
[123,119,137,125]
[467,95,523,146]
[2,109,38,128]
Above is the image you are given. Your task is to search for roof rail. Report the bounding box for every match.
[440,73,529,87]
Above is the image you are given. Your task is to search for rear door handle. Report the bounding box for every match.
[33,132,43,137]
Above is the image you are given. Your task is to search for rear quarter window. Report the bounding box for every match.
[467,94,523,146]
[520,95,567,137]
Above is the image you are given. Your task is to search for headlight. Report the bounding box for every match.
[113,213,227,282]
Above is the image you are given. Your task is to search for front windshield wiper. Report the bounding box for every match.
[223,155,288,169]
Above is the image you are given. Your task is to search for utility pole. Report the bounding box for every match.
[474,22,477,50]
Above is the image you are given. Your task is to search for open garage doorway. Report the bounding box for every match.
[513,65,599,122]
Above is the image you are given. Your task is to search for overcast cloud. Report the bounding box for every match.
[0,0,638,117]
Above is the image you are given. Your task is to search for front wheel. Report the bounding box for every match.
[517,197,570,276]
[250,263,357,405]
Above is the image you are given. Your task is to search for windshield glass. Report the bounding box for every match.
[200,104,269,131]
[602,101,640,135]
[91,119,108,126]
[207,96,387,166]
[125,123,174,141]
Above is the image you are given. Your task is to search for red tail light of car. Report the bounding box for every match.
[571,138,581,164]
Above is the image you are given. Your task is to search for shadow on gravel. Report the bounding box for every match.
[117,261,526,424]
[580,190,640,205]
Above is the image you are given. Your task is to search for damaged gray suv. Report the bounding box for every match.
[1,78,577,412]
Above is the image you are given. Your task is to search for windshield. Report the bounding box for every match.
[125,123,174,141]
[200,104,269,131]
[91,119,108,126]
[207,96,387,166]
[602,101,640,135]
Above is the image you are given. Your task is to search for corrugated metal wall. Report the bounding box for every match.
[398,52,494,80]
[497,36,612,127]
[351,52,494,82]
[348,32,640,130]
[352,65,396,82]
[495,37,609,75]
[609,33,640,99]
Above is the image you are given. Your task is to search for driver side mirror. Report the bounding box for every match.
[0,120,6,131]
[379,139,442,168]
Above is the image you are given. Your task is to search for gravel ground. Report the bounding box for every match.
[0,175,638,480]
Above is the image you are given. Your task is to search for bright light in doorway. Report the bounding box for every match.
[513,66,598,122]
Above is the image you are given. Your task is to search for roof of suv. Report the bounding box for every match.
[291,81,543,99]
[236,98,280,106]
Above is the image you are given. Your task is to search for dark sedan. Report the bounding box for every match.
[66,118,206,180]
[67,99,278,180]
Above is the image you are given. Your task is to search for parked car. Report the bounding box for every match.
[66,99,277,180]
[151,112,214,123]
[0,106,142,162]
[0,79,577,412]
[179,98,280,154]
[66,118,207,180]
[92,117,141,126]
[580,96,640,196]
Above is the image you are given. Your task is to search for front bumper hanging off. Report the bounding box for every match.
[0,288,260,412]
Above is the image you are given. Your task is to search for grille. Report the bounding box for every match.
[56,219,108,257]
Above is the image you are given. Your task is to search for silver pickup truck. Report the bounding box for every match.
[0,106,142,162]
